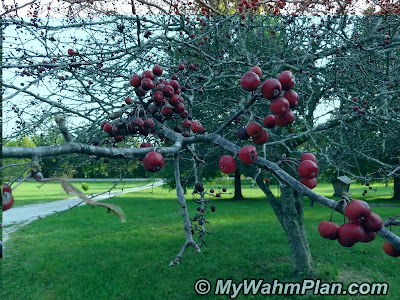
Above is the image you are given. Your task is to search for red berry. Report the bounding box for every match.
[142,70,155,80]
[162,85,175,97]
[140,142,152,148]
[191,121,205,133]
[2,183,14,211]
[282,90,299,108]
[142,151,165,172]
[143,118,155,129]
[182,119,192,129]
[270,97,290,116]
[252,129,269,145]
[219,155,237,174]
[250,66,262,77]
[263,115,276,129]
[141,78,154,91]
[361,232,376,243]
[161,106,174,118]
[261,78,282,100]
[338,223,366,247]
[180,110,188,119]
[361,213,383,232]
[246,121,263,137]
[114,135,123,143]
[383,242,400,257]
[169,80,180,91]
[277,70,295,91]
[152,65,163,76]
[169,94,180,106]
[344,200,371,223]
[125,96,133,104]
[176,102,189,115]
[238,145,258,165]
[130,74,142,87]
[318,221,339,240]
[274,110,295,127]
[297,160,319,179]
[300,153,317,163]
[153,91,164,103]
[103,122,113,133]
[300,177,317,189]
[240,71,260,91]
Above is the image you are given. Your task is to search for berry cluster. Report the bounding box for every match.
[218,145,258,174]
[218,68,300,175]
[262,71,299,128]
[298,153,319,189]
[238,0,260,13]
[240,68,299,139]
[351,96,367,115]
[130,64,205,137]
[245,121,269,145]
[209,186,228,198]
[190,183,218,237]
[318,200,394,255]
[99,64,208,173]
[101,117,155,144]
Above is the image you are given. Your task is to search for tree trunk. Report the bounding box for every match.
[233,168,244,200]
[256,176,315,278]
[393,174,400,201]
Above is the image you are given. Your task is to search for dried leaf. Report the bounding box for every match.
[108,111,123,120]
[60,179,127,223]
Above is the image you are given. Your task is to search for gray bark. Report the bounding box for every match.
[169,155,200,266]
[256,176,315,278]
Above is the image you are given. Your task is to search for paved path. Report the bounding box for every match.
[2,180,164,243]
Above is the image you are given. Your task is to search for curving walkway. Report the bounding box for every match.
[2,180,164,243]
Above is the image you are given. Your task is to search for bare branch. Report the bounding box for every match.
[169,155,201,266]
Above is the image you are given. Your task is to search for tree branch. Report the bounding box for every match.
[169,155,201,266]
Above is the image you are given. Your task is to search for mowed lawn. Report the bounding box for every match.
[8,179,154,207]
[2,180,399,300]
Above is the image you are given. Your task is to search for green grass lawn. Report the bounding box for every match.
[8,179,154,207]
[2,180,399,299]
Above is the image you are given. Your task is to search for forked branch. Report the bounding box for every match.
[169,155,201,266]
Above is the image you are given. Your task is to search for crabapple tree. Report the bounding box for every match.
[2,15,400,275]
